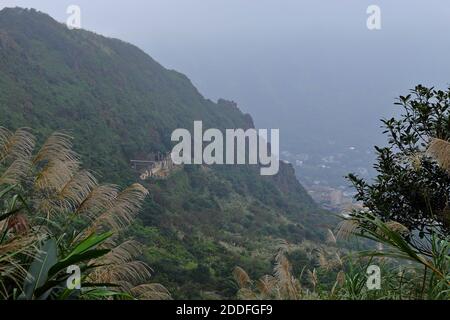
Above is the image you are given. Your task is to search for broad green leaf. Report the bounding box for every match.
[20,239,57,300]
[48,248,110,278]
[61,231,112,263]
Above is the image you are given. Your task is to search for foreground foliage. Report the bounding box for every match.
[0,8,332,298]
[233,86,450,300]
[0,127,170,300]
[234,227,449,300]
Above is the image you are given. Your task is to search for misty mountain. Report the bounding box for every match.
[0,7,333,298]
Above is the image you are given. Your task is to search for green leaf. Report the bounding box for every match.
[48,249,110,278]
[20,239,57,300]
[61,231,112,263]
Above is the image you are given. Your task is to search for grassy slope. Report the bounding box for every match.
[0,8,333,298]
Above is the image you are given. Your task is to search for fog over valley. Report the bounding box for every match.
[4,0,450,193]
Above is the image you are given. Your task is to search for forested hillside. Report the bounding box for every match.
[0,7,332,298]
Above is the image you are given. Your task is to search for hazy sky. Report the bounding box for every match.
[2,0,450,153]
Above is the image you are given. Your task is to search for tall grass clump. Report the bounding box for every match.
[0,127,170,300]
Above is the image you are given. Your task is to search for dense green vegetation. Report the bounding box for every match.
[3,7,446,300]
[232,86,450,301]
[0,128,170,299]
[0,8,332,299]
[348,86,450,237]
[234,227,449,300]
